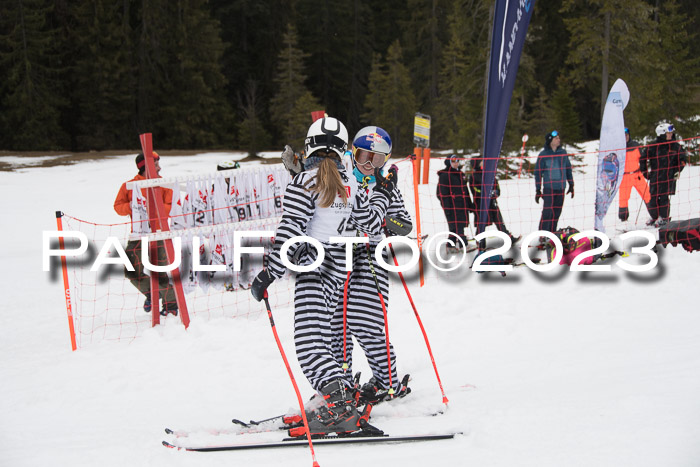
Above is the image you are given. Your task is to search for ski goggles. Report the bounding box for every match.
[665,124,675,133]
[549,130,559,138]
[624,127,629,134]
[353,148,389,169]
[305,134,348,153]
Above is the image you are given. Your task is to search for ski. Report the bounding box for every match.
[162,432,458,452]
[166,415,301,438]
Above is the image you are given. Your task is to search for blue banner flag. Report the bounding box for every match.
[479,0,536,234]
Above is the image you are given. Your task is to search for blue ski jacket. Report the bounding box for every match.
[535,146,573,192]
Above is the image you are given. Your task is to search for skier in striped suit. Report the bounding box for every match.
[330,126,412,405]
[250,117,397,435]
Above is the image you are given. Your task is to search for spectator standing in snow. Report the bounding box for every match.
[436,155,474,251]
[534,130,574,234]
[113,152,178,316]
[640,122,687,227]
[468,155,520,244]
[618,127,651,222]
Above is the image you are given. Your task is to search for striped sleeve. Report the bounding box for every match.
[265,173,316,279]
[350,189,390,235]
[387,187,412,225]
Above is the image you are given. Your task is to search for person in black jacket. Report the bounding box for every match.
[468,155,520,244]
[641,123,687,227]
[437,155,474,250]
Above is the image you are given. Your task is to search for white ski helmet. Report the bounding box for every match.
[655,122,674,137]
[305,116,348,158]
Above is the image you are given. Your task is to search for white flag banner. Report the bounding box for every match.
[594,78,630,232]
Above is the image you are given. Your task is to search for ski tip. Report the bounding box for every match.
[164,428,174,435]
[162,440,177,449]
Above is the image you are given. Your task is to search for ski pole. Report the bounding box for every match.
[342,271,350,372]
[634,176,650,225]
[364,240,395,393]
[386,238,449,406]
[262,292,320,467]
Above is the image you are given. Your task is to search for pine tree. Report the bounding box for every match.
[269,23,320,151]
[645,0,700,137]
[399,0,451,118]
[294,0,354,122]
[363,41,417,155]
[159,0,232,148]
[561,0,657,137]
[0,0,68,150]
[134,0,232,149]
[525,84,554,144]
[551,74,582,143]
[238,79,271,156]
[70,0,136,150]
[434,0,490,152]
[435,2,468,150]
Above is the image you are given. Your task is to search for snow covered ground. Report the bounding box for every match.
[1,146,699,467]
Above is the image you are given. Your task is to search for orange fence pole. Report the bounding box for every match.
[411,155,425,287]
[55,211,77,351]
[422,148,431,184]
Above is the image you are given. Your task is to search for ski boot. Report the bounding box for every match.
[359,374,411,406]
[445,243,463,254]
[160,301,178,317]
[143,297,152,313]
[655,217,670,228]
[506,232,521,244]
[291,379,382,437]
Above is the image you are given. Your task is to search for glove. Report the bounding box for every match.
[373,166,397,200]
[535,190,542,204]
[642,171,649,180]
[281,144,303,176]
[567,184,574,198]
[385,215,413,236]
[251,269,275,302]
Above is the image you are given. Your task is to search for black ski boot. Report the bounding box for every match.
[301,380,366,436]
[359,374,411,406]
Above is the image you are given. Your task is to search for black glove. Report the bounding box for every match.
[385,215,413,236]
[535,190,542,204]
[567,184,574,198]
[251,269,275,302]
[373,166,397,200]
[642,171,649,180]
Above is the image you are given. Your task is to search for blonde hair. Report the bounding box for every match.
[310,156,347,208]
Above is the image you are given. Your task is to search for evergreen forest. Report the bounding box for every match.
[1,0,699,155]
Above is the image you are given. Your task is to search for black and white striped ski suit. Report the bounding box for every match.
[265,166,390,391]
[330,182,412,391]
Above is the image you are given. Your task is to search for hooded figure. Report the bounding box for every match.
[468,155,519,243]
[436,155,474,248]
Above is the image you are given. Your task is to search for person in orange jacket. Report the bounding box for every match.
[618,128,651,222]
[114,152,178,315]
